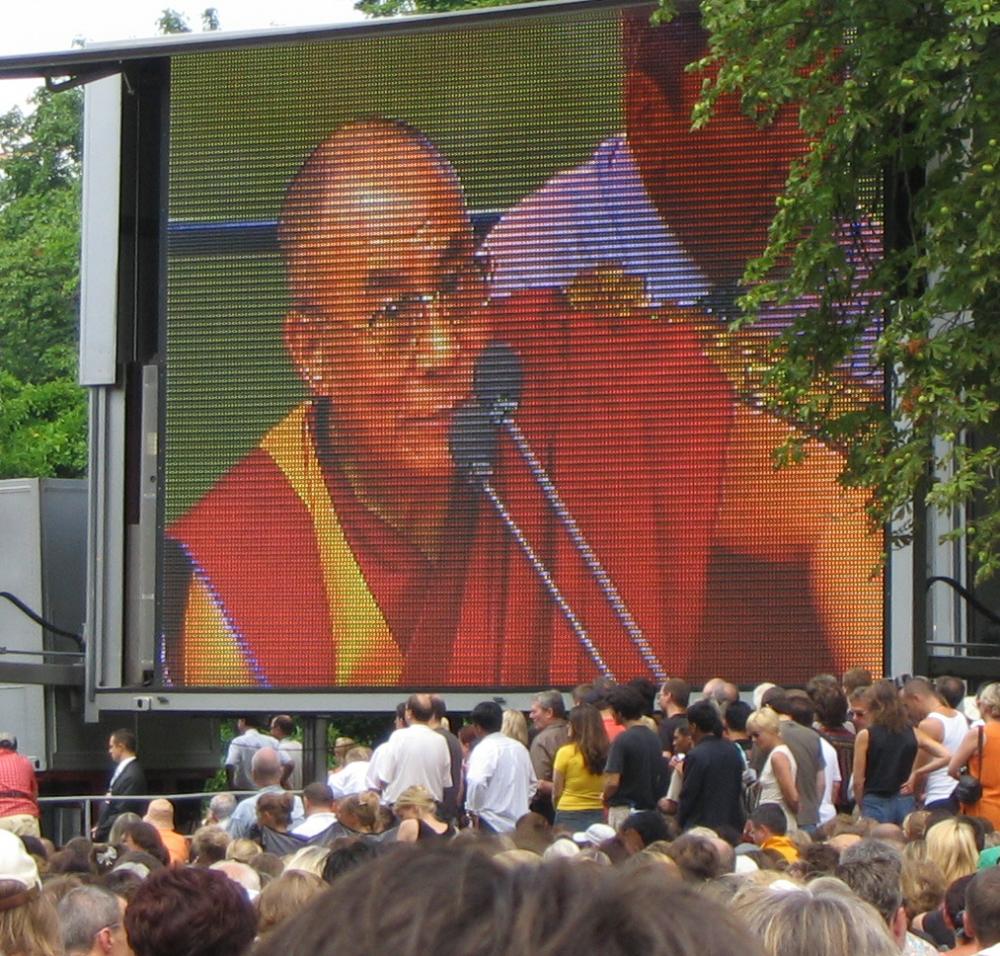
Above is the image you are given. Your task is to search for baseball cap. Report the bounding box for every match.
[0,732,16,750]
[572,823,616,847]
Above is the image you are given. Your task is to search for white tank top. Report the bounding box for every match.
[924,710,970,804]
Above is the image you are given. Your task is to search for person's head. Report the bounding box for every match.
[211,859,263,897]
[257,791,294,832]
[107,812,142,847]
[331,736,356,765]
[847,685,871,729]
[730,879,898,956]
[500,709,529,746]
[786,695,815,728]
[607,685,647,724]
[470,701,504,736]
[125,866,256,956]
[225,838,262,866]
[279,119,489,488]
[320,839,380,884]
[529,690,566,730]
[190,825,231,867]
[119,821,170,868]
[686,700,724,738]
[269,715,295,740]
[842,668,874,696]
[746,707,782,752]
[393,785,437,821]
[978,683,1000,720]
[672,721,693,755]
[207,792,236,825]
[405,693,434,725]
[303,782,335,815]
[343,745,372,765]
[667,834,723,882]
[835,839,905,939]
[863,680,907,733]
[966,866,1000,947]
[622,10,806,291]
[143,798,176,832]
[658,678,691,714]
[108,729,136,764]
[934,675,966,710]
[567,703,610,775]
[255,870,327,940]
[0,732,18,752]
[251,746,283,787]
[902,677,938,721]
[722,699,751,736]
[284,846,331,878]
[620,811,670,854]
[429,695,448,725]
[337,792,380,833]
[925,818,979,886]
[748,803,788,845]
[58,884,129,956]
[811,684,850,730]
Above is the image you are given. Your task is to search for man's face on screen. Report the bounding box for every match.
[283,123,488,485]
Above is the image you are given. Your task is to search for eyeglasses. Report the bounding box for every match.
[367,255,490,343]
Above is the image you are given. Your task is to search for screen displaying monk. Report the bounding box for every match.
[158,7,883,690]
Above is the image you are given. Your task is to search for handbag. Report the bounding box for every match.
[954,727,984,805]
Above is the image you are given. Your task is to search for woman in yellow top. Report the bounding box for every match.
[553,703,610,830]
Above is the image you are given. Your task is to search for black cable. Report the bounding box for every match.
[0,592,85,651]
[925,576,1000,627]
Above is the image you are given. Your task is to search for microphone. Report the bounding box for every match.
[469,342,666,682]
[449,398,615,680]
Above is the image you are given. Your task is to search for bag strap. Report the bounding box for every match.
[978,725,984,763]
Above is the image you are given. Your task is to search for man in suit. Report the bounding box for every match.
[93,728,147,842]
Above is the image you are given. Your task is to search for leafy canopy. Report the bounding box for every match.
[653,0,1000,579]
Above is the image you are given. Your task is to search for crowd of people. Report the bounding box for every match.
[4,674,1000,954]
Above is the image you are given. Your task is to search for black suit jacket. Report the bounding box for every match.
[94,759,147,841]
[677,734,745,832]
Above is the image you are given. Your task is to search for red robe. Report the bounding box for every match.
[164,291,734,687]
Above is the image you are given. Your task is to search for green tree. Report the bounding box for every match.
[356,0,522,19]
[652,0,1000,580]
[0,87,86,479]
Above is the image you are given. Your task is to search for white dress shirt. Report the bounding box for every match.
[465,732,537,833]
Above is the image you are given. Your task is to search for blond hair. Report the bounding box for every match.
[746,708,781,737]
[926,818,978,885]
[394,785,437,815]
[501,709,529,747]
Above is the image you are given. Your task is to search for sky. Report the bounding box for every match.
[0,0,369,114]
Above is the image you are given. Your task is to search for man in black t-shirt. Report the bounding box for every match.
[657,678,691,756]
[603,686,668,831]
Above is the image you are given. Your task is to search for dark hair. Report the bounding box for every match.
[946,874,975,936]
[607,686,646,722]
[935,676,966,709]
[842,668,874,695]
[430,696,447,720]
[303,782,334,806]
[321,839,380,884]
[124,867,256,956]
[812,685,849,728]
[622,811,670,848]
[835,839,903,925]
[567,704,609,775]
[787,696,815,727]
[110,728,137,753]
[271,715,295,736]
[254,843,761,956]
[120,821,170,868]
[686,700,724,736]
[627,679,658,716]
[723,700,752,732]
[470,701,503,734]
[750,802,788,836]
[967,867,1000,947]
[406,694,435,723]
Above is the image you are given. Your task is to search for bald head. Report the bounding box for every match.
[251,747,282,786]
[279,119,465,305]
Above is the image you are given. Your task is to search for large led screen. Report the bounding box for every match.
[158,4,884,690]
